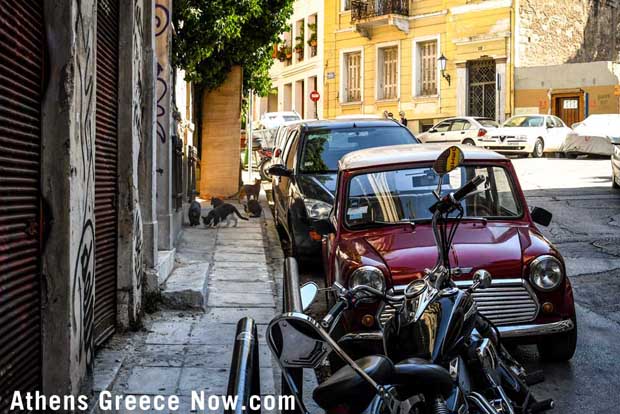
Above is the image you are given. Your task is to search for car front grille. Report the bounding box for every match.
[379,279,539,327]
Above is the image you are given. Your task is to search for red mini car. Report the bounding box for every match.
[317,144,577,361]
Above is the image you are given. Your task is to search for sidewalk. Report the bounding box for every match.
[92,198,282,413]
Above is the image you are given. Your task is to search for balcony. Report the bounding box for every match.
[350,0,410,38]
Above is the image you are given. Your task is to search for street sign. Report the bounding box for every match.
[310,90,320,102]
[614,84,620,97]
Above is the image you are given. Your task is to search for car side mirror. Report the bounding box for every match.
[546,124,554,129]
[531,207,552,226]
[268,164,292,177]
[429,128,437,133]
[314,218,335,236]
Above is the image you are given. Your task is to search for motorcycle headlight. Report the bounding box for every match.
[304,198,332,220]
[529,255,564,291]
[349,266,386,302]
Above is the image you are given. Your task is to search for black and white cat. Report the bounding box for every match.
[202,203,248,227]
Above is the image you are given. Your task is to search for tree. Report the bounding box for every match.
[172,0,293,96]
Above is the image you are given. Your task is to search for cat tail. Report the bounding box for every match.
[232,206,249,220]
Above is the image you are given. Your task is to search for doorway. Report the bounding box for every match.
[552,93,584,127]
[467,58,496,119]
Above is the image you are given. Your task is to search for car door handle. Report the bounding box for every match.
[460,131,465,134]
[440,133,445,136]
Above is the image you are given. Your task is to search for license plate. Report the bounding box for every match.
[508,142,520,146]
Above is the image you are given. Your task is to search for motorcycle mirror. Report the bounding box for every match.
[300,282,319,311]
[472,269,492,290]
[433,146,464,175]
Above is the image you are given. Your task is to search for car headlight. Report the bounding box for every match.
[304,198,332,220]
[349,266,386,302]
[529,255,564,291]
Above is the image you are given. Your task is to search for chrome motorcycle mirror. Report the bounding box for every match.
[472,269,492,290]
[300,282,319,311]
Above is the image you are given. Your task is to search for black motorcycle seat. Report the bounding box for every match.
[313,355,394,410]
[393,358,453,398]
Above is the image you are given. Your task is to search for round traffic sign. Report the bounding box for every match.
[310,90,320,102]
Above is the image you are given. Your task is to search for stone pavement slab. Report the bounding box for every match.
[145,321,192,345]
[208,280,274,295]
[207,291,275,308]
[125,367,182,395]
[201,307,276,325]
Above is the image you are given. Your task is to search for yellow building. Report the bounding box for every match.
[323,0,620,132]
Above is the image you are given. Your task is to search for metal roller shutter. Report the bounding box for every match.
[94,0,120,346]
[0,0,44,410]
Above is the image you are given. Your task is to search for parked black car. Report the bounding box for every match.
[269,119,418,263]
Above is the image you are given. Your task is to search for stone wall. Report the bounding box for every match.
[517,0,620,67]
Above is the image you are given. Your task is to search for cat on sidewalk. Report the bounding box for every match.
[202,202,248,227]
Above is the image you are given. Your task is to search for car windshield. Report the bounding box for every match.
[503,116,544,127]
[345,165,522,228]
[283,115,300,121]
[300,127,416,173]
[477,118,499,128]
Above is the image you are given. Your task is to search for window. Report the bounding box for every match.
[378,46,398,99]
[300,127,416,173]
[552,116,565,127]
[433,121,452,132]
[418,40,437,96]
[343,51,362,102]
[345,165,521,228]
[451,119,471,131]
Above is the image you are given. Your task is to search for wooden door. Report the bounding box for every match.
[553,94,583,127]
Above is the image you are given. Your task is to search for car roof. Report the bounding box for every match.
[339,143,507,171]
[296,118,404,130]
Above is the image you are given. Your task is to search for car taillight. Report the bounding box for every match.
[478,128,487,137]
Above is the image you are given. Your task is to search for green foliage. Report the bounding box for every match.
[172,0,294,96]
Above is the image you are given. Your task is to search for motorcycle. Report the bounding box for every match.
[257,147,273,181]
[266,146,554,414]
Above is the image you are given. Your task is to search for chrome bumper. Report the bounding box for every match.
[497,319,575,339]
[339,319,575,345]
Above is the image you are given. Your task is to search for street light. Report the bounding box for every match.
[438,53,451,86]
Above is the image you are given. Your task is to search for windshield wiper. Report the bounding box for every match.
[354,219,416,229]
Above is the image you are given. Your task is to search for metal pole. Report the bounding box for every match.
[247,91,253,183]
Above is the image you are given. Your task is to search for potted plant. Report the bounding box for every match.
[295,26,304,60]
[307,23,317,47]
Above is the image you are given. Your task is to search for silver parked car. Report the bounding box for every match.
[417,116,499,145]
[562,114,620,157]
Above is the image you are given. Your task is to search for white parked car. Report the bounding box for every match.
[562,114,620,157]
[480,114,572,157]
[417,117,499,145]
[259,111,301,129]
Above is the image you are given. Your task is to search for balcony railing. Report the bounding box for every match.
[351,0,409,22]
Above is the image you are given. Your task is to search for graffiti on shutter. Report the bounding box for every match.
[0,1,44,410]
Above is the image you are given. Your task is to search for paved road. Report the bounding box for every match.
[295,157,620,413]
[510,157,620,413]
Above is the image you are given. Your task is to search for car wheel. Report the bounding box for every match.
[613,175,620,189]
[537,317,577,362]
[462,138,476,146]
[532,138,544,158]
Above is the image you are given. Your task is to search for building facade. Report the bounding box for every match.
[254,0,325,120]
[323,0,620,131]
[514,0,620,125]
[0,0,192,409]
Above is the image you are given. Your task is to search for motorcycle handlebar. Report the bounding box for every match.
[430,174,486,213]
[452,175,486,203]
[321,298,348,328]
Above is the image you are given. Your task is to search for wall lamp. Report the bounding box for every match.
[438,54,451,86]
